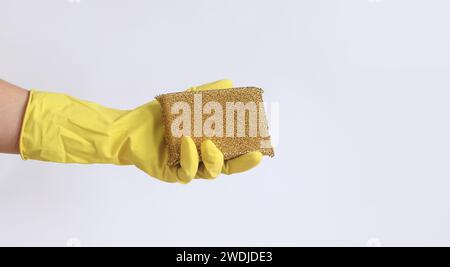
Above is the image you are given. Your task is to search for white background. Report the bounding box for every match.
[1,0,450,246]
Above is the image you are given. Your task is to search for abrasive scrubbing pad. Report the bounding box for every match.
[156,87,275,166]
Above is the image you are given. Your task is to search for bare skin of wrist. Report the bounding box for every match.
[0,79,29,154]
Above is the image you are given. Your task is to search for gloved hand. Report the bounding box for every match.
[20,79,263,183]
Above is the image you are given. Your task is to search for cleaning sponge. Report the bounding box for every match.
[156,87,275,166]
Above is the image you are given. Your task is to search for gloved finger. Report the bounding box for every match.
[222,151,263,175]
[177,136,199,183]
[196,140,224,179]
[187,79,234,92]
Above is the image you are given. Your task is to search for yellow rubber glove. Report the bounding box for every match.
[19,80,263,183]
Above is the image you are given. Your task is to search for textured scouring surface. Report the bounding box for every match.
[156,87,275,166]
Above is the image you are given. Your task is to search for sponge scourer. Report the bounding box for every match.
[156,87,275,166]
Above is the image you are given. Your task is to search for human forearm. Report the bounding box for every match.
[0,80,29,154]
